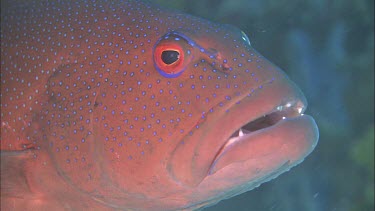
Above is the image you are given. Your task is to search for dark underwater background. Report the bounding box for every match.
[154,0,374,210]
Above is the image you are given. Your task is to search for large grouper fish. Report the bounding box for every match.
[0,0,319,210]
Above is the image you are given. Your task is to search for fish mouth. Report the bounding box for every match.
[168,74,319,187]
[224,101,304,148]
[208,97,316,175]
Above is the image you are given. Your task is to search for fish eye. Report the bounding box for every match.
[153,32,193,78]
[161,50,180,65]
[241,30,251,46]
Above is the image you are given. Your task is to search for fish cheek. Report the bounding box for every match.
[42,62,106,195]
[42,61,151,203]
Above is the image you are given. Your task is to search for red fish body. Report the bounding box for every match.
[0,0,319,210]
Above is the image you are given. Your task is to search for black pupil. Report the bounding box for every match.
[161,50,179,64]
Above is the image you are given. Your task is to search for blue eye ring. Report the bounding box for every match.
[153,32,194,78]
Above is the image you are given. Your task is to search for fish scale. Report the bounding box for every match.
[1,0,318,210]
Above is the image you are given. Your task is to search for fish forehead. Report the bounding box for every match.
[1,0,276,204]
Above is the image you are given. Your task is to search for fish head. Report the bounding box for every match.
[41,10,318,210]
[150,23,319,206]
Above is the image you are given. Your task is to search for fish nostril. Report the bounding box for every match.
[222,63,231,70]
[215,52,231,71]
[203,51,232,73]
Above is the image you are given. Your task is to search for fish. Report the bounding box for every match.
[0,0,319,210]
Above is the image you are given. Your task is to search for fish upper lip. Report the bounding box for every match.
[211,77,307,147]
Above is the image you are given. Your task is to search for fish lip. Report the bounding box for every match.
[201,71,316,176]
[224,97,306,148]
[208,97,308,175]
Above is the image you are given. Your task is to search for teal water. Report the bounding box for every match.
[154,0,374,210]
